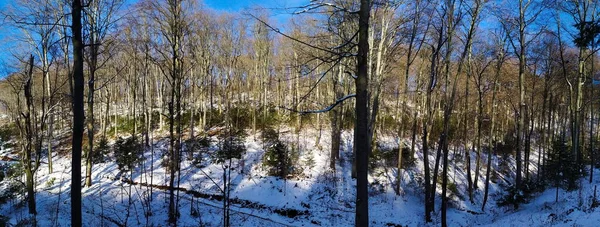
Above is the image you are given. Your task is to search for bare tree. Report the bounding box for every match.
[483,31,508,210]
[499,0,546,192]
[559,0,600,178]
[146,0,193,224]
[397,0,431,195]
[3,0,62,174]
[83,0,123,188]
[1,56,40,216]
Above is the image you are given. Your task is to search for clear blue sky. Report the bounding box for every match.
[203,0,309,25]
[0,0,11,75]
[205,0,307,11]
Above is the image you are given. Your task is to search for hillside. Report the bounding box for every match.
[2,128,599,226]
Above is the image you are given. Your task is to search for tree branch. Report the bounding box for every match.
[281,94,355,115]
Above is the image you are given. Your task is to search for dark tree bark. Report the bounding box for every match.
[85,46,96,188]
[71,0,84,225]
[590,42,596,184]
[23,55,37,216]
[354,0,370,226]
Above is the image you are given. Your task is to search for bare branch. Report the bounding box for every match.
[281,94,356,115]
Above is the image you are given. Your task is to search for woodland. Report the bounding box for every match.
[0,0,600,226]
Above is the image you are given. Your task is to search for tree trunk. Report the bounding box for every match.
[330,65,343,170]
[483,42,504,210]
[590,41,596,183]
[475,87,483,190]
[168,85,177,224]
[85,63,95,188]
[423,30,444,220]
[21,55,37,215]
[354,1,370,225]
[71,0,84,224]
[465,66,473,202]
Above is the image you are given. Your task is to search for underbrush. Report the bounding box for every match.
[0,123,17,149]
[261,127,300,178]
[497,178,546,209]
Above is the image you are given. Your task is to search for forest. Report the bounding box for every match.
[0,0,600,226]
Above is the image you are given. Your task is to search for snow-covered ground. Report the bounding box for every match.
[1,129,599,226]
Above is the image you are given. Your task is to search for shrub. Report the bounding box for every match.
[497,185,526,208]
[261,127,280,146]
[370,143,413,169]
[447,181,461,199]
[45,177,56,188]
[544,139,583,191]
[108,116,145,136]
[203,108,252,129]
[378,114,400,134]
[261,127,299,178]
[256,107,281,129]
[303,152,316,170]
[0,124,16,143]
[497,178,545,209]
[369,180,385,196]
[497,129,517,157]
[228,106,253,130]
[0,123,17,149]
[150,111,161,130]
[186,136,211,163]
[587,139,600,168]
[370,144,395,169]
[263,140,291,178]
[213,129,246,164]
[114,137,143,172]
[429,116,459,143]
[0,180,23,205]
[205,109,224,127]
[5,162,23,179]
[92,138,110,164]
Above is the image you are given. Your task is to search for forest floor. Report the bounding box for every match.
[1,128,599,226]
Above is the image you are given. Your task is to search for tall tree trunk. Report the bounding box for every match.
[590,40,596,183]
[45,64,53,174]
[465,62,473,202]
[483,41,505,210]
[475,83,483,190]
[423,41,441,222]
[85,59,96,188]
[538,64,550,180]
[331,65,343,170]
[168,84,177,224]
[354,0,370,225]
[71,0,84,224]
[514,0,529,192]
[410,65,424,170]
[21,55,37,215]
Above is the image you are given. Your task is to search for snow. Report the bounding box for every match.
[1,129,599,226]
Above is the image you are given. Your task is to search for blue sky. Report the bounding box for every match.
[203,0,309,25]
[205,0,308,12]
[0,0,11,74]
